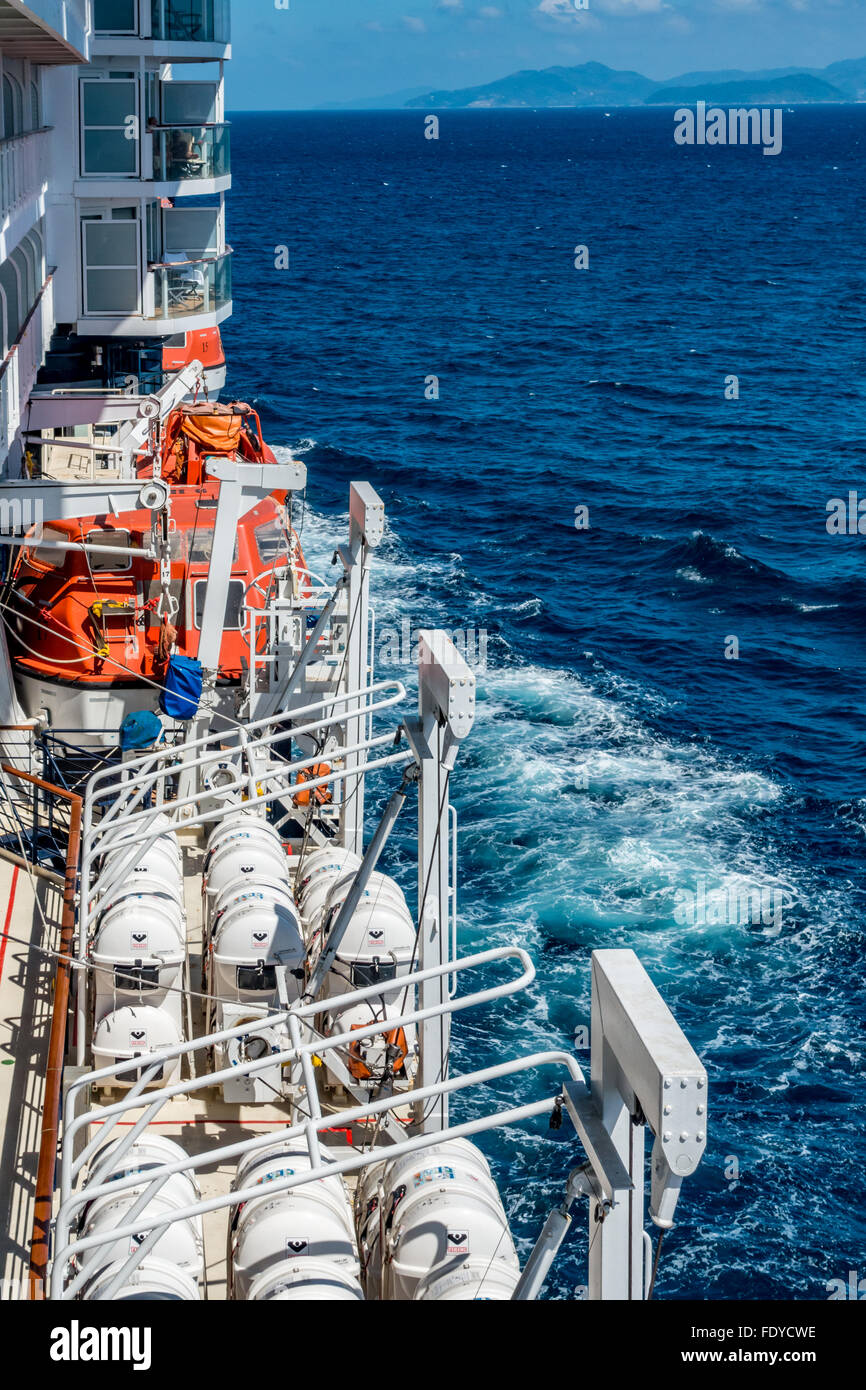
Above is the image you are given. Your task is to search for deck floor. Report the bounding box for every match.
[0,861,62,1301]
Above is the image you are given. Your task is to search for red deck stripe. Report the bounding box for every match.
[0,866,20,985]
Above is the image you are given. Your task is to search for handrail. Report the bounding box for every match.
[148,120,230,130]
[0,125,52,150]
[149,245,233,270]
[0,764,82,1300]
[0,270,55,384]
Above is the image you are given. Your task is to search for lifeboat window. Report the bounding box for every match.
[237,964,277,992]
[254,519,289,564]
[86,529,131,572]
[188,530,239,564]
[351,961,398,990]
[193,578,245,630]
[114,964,160,992]
[120,1062,165,1083]
[28,526,70,569]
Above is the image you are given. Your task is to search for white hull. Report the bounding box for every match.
[15,672,239,750]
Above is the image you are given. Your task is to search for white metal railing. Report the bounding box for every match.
[0,127,51,225]
[77,678,413,1062]
[53,946,581,1299]
[0,272,54,471]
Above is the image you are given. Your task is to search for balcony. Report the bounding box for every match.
[77,244,232,337]
[0,271,54,474]
[0,128,51,233]
[0,1,89,63]
[91,0,230,55]
[151,0,228,42]
[151,123,230,186]
[76,76,229,194]
[149,247,231,322]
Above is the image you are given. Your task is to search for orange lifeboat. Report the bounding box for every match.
[6,403,309,746]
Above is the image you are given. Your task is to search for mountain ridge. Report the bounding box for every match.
[324,58,866,110]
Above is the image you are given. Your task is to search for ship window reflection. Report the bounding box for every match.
[86,529,132,571]
[188,530,239,564]
[254,519,289,564]
[29,527,69,569]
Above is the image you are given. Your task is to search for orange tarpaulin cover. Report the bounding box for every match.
[160,403,253,482]
[180,407,244,455]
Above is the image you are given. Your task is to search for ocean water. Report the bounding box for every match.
[223,108,866,1300]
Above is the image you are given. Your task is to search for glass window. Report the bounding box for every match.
[153,0,227,43]
[254,518,288,564]
[193,577,245,630]
[84,222,137,267]
[188,529,238,564]
[30,527,69,569]
[83,82,137,127]
[81,80,139,177]
[82,219,141,316]
[94,0,138,33]
[161,81,217,125]
[86,529,131,571]
[163,206,220,258]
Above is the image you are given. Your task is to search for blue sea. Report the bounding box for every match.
[223,108,866,1300]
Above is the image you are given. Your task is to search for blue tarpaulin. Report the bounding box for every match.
[160,654,203,721]
[120,710,163,751]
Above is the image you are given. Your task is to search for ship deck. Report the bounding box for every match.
[0,859,63,1301]
[0,846,374,1301]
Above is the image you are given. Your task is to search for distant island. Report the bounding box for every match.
[322,58,866,111]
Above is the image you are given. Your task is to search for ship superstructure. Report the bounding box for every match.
[0,0,231,489]
[0,4,711,1305]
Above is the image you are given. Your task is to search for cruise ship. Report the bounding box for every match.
[0,2,709,1305]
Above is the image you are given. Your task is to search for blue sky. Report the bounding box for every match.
[228,0,866,109]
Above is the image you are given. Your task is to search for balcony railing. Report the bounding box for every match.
[0,128,51,226]
[151,122,230,183]
[93,0,229,42]
[148,247,232,321]
[153,0,229,42]
[0,272,54,472]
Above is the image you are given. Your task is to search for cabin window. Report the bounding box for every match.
[254,518,289,564]
[80,79,140,177]
[188,530,238,564]
[29,527,70,570]
[193,577,245,630]
[94,1,138,34]
[86,529,132,572]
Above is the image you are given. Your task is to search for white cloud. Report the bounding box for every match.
[594,0,667,11]
[538,0,665,13]
[479,4,503,14]
[402,15,428,31]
